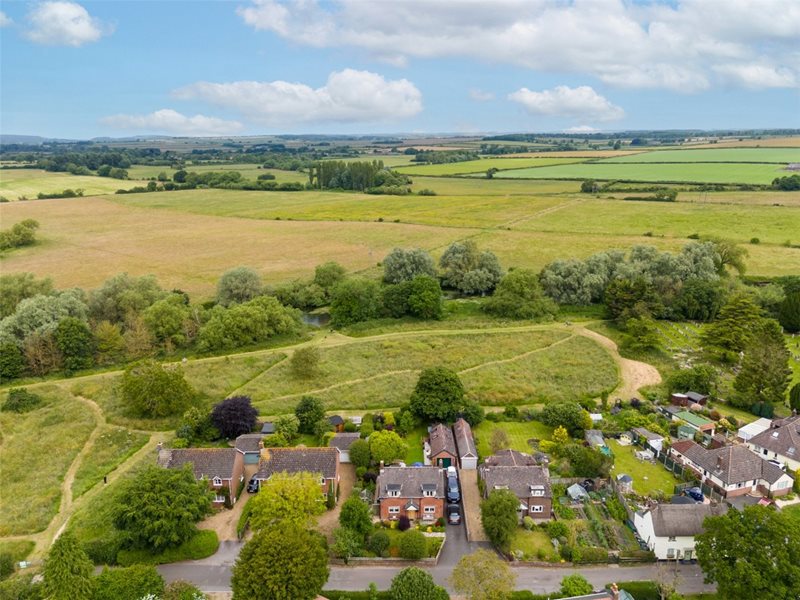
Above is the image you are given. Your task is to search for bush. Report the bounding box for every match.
[750,237,760,244]
[93,565,165,600]
[367,530,390,556]
[1,388,42,413]
[397,515,411,531]
[0,553,14,581]
[523,516,535,530]
[116,530,219,566]
[571,546,608,563]
[163,580,208,600]
[398,530,427,560]
[545,520,569,539]
[82,536,123,565]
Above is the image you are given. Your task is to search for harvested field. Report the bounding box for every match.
[394,157,584,176]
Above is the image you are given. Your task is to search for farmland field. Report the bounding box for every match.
[599,148,800,163]
[491,161,789,184]
[394,157,584,176]
[0,169,145,199]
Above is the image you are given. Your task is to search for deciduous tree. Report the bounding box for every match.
[349,439,371,468]
[93,565,165,600]
[733,321,791,409]
[450,548,515,600]
[121,360,194,418]
[231,524,329,600]
[368,430,408,465]
[484,268,558,320]
[383,248,437,284]
[339,496,373,538]
[211,395,258,438]
[330,278,381,326]
[409,367,465,422]
[216,267,262,307]
[695,505,800,600]
[560,574,593,597]
[480,489,519,551]
[250,472,326,531]
[55,316,94,374]
[489,428,510,454]
[114,465,212,551]
[389,567,449,600]
[0,272,53,318]
[295,396,326,434]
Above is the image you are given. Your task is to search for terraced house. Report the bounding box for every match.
[375,466,445,522]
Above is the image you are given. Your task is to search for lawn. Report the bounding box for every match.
[493,162,789,184]
[404,426,427,464]
[71,426,150,498]
[781,504,800,525]
[394,157,585,176]
[599,148,800,164]
[473,420,554,458]
[0,169,147,199]
[607,439,680,497]
[509,528,559,561]
[0,386,96,535]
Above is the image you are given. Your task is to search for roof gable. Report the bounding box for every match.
[159,448,239,480]
[429,423,457,457]
[453,418,477,458]
[255,447,338,480]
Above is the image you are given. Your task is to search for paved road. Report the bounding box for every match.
[158,535,715,596]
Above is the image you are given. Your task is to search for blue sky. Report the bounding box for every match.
[1,0,799,138]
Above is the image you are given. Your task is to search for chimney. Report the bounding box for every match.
[258,439,264,450]
[609,582,620,600]
[379,460,385,474]
[260,447,271,462]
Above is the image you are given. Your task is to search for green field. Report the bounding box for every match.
[71,427,150,498]
[126,163,307,184]
[492,162,789,184]
[473,420,554,458]
[601,148,800,164]
[395,157,584,176]
[0,169,144,199]
[608,439,680,497]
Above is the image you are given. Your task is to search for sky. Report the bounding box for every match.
[1,0,799,139]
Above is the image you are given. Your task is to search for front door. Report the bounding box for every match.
[440,457,451,468]
[407,509,417,521]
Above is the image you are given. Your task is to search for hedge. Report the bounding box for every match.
[324,592,393,600]
[117,530,219,566]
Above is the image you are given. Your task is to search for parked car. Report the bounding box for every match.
[447,504,461,525]
[447,466,458,478]
[686,487,704,502]
[446,475,460,503]
[247,477,260,494]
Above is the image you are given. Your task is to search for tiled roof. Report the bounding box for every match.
[749,415,800,460]
[647,503,728,537]
[330,432,361,451]
[484,449,540,467]
[375,466,445,499]
[672,441,787,485]
[428,423,457,458]
[453,418,477,458]
[479,464,551,499]
[235,434,264,453]
[255,447,338,480]
[158,448,239,480]
[632,427,663,441]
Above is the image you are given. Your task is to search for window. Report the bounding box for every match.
[531,489,545,497]
[212,477,222,487]
[424,506,436,513]
[389,490,400,497]
[423,490,436,497]
[320,477,326,485]
[530,505,544,513]
[388,506,400,514]
[777,480,789,489]
[214,495,225,503]
[668,536,677,542]
[667,548,676,559]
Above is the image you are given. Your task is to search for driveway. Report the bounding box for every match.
[317,464,356,540]
[458,469,488,542]
[197,465,259,541]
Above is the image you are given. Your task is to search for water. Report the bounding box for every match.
[301,312,331,327]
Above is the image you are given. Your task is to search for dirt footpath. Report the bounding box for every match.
[317,464,356,541]
[459,469,488,542]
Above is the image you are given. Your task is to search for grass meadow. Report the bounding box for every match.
[492,161,789,184]
[0,386,96,536]
[0,169,142,199]
[394,157,584,176]
[71,427,150,498]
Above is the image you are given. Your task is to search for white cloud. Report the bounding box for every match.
[172,69,423,125]
[101,109,243,136]
[469,89,494,102]
[565,125,599,133]
[25,1,111,46]
[713,63,798,89]
[509,85,624,122]
[235,0,800,92]
[0,11,12,27]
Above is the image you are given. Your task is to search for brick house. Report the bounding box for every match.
[157,447,245,508]
[479,458,552,521]
[255,447,340,498]
[453,418,478,470]
[427,423,457,468]
[375,466,445,522]
[669,440,794,498]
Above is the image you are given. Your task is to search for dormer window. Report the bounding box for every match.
[530,485,545,497]
[212,477,222,487]
[387,483,401,497]
[421,483,437,497]
[423,489,435,497]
